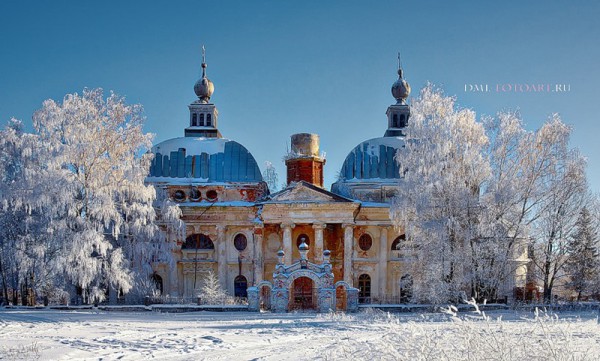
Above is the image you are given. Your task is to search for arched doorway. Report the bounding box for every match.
[358,274,371,304]
[151,273,163,295]
[260,284,271,311]
[234,275,248,298]
[290,277,315,310]
[336,285,347,311]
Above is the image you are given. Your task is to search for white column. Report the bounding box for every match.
[378,226,389,299]
[343,223,354,285]
[312,223,325,263]
[282,223,295,266]
[216,225,227,291]
[253,225,264,285]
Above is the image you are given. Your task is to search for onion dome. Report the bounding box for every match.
[193,46,214,103]
[391,52,410,104]
[391,69,410,104]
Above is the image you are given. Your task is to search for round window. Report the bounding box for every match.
[206,190,218,201]
[190,187,201,201]
[234,234,247,251]
[173,190,186,202]
[358,234,373,251]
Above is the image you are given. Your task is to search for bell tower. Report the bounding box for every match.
[185,46,222,138]
[385,53,411,137]
[285,133,326,188]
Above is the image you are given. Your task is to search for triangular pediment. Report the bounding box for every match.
[266,181,353,203]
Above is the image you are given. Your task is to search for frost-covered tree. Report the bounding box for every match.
[199,270,228,304]
[0,119,57,305]
[477,111,540,301]
[565,207,599,300]
[391,85,590,304]
[262,161,279,193]
[32,88,159,303]
[526,117,588,302]
[391,85,490,303]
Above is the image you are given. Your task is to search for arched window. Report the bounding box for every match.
[151,274,163,295]
[391,234,406,251]
[358,234,372,251]
[182,234,214,250]
[199,113,205,126]
[234,275,248,298]
[358,274,371,304]
[234,234,248,251]
[400,114,406,127]
[296,234,310,248]
[192,113,197,126]
[206,114,212,126]
[392,114,398,127]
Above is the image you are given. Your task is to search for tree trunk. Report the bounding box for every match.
[0,258,8,304]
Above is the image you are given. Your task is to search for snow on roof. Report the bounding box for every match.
[339,177,399,184]
[148,137,263,182]
[361,136,405,157]
[338,136,404,180]
[359,201,391,208]
[177,201,256,207]
[152,137,229,156]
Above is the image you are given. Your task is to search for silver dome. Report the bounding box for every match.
[194,63,214,103]
[391,69,410,104]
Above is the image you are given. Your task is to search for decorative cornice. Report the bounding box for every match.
[342,223,355,230]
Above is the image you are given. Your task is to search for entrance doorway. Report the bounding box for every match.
[260,285,271,311]
[290,277,315,310]
[234,275,248,298]
[336,285,347,311]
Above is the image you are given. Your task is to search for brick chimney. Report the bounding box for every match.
[285,133,326,187]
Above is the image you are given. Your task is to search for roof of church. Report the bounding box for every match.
[337,136,404,181]
[264,181,356,204]
[148,137,263,183]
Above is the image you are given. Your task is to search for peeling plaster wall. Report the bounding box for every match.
[152,186,525,303]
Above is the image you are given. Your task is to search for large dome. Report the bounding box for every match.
[148,137,263,183]
[338,136,404,180]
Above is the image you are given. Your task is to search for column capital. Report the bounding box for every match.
[342,223,355,230]
[281,222,296,229]
[312,223,326,230]
[379,225,392,230]
[215,224,227,234]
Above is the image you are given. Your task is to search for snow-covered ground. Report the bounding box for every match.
[1,308,599,360]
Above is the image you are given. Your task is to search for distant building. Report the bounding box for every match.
[145,51,527,311]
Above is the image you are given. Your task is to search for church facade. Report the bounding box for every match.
[145,52,527,311]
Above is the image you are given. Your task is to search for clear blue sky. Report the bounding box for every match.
[1,1,599,192]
